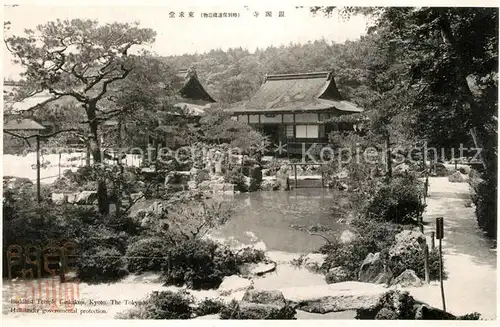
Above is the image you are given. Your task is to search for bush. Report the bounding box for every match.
[163,239,239,290]
[234,247,266,265]
[351,218,408,250]
[126,237,171,273]
[457,312,481,320]
[364,176,425,224]
[76,246,128,284]
[388,247,444,281]
[195,298,225,316]
[319,237,379,279]
[470,174,497,239]
[249,166,262,192]
[224,168,248,192]
[116,290,194,319]
[76,226,129,254]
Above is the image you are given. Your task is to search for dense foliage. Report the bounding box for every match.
[116,290,194,319]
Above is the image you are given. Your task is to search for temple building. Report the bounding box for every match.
[228,71,363,154]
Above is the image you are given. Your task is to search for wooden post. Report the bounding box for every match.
[436,217,446,312]
[294,164,298,189]
[439,237,446,311]
[424,242,430,284]
[321,167,325,188]
[36,135,41,203]
[58,152,62,178]
[431,231,435,249]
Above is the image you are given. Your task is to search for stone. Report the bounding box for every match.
[280,282,390,314]
[391,269,423,288]
[356,290,416,319]
[242,290,287,306]
[394,163,411,174]
[194,314,220,319]
[241,262,277,277]
[51,193,68,204]
[228,289,296,319]
[187,181,197,190]
[389,230,426,259]
[67,193,79,204]
[431,163,450,177]
[448,170,466,183]
[414,303,456,320]
[358,252,393,285]
[302,253,327,269]
[260,177,280,191]
[230,302,296,319]
[340,230,356,243]
[325,266,351,284]
[218,275,253,296]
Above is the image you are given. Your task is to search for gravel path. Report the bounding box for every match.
[406,177,497,319]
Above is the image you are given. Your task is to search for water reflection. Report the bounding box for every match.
[212,189,351,253]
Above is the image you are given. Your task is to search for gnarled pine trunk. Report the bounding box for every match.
[86,102,109,215]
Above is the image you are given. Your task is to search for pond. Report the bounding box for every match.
[211,188,352,253]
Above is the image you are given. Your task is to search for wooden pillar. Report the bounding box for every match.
[294,164,298,189]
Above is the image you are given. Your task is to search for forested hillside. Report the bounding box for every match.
[162,38,377,107]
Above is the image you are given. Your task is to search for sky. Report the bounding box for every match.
[2,4,370,80]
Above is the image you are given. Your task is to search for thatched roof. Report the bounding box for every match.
[229,71,363,114]
[171,68,216,116]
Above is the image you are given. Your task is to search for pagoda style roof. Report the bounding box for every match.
[229,71,363,114]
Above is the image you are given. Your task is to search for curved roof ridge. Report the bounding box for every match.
[265,71,332,81]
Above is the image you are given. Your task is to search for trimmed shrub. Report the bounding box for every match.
[249,165,262,192]
[163,239,239,290]
[126,237,171,273]
[116,290,194,319]
[234,247,266,266]
[224,168,248,192]
[351,218,408,250]
[76,246,128,284]
[319,237,379,280]
[388,247,444,281]
[363,176,425,224]
[470,173,497,239]
[195,298,225,316]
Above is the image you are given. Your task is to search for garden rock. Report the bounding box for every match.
[389,230,426,259]
[414,303,456,319]
[340,230,356,243]
[242,289,287,307]
[325,266,350,284]
[302,253,327,271]
[67,193,79,204]
[245,261,277,276]
[358,252,393,285]
[431,163,450,177]
[280,282,389,314]
[218,275,253,296]
[75,190,98,205]
[391,269,423,288]
[448,170,466,183]
[51,193,67,204]
[260,177,280,191]
[356,290,416,319]
[227,290,295,319]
